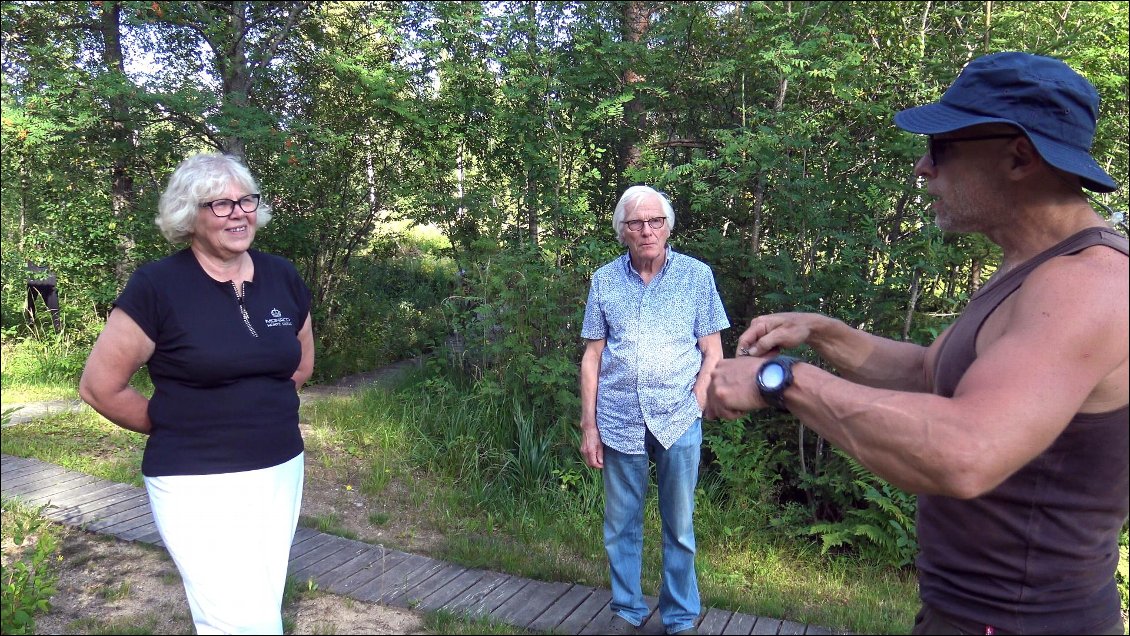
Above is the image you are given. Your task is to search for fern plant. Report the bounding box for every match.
[802,450,918,568]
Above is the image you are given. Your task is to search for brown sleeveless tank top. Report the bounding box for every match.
[918,226,1129,633]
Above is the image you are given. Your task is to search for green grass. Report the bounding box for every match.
[299,512,358,540]
[423,609,530,635]
[1,337,153,407]
[0,410,146,486]
[64,616,192,635]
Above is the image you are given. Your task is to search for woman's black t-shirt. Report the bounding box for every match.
[114,248,310,477]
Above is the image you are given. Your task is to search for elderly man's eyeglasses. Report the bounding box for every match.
[622,217,667,232]
[200,194,261,217]
[927,134,1022,167]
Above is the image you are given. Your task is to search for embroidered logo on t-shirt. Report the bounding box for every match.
[264,307,293,328]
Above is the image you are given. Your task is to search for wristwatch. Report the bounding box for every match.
[757,356,798,411]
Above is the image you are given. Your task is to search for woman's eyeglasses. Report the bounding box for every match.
[200,194,261,217]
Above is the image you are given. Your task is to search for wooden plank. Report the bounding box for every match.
[698,607,735,635]
[380,558,453,605]
[59,490,150,519]
[48,503,141,530]
[292,542,371,583]
[83,502,153,531]
[329,549,412,596]
[1,466,71,493]
[80,501,154,532]
[98,512,156,537]
[750,616,783,635]
[16,474,103,506]
[317,546,390,591]
[116,520,160,542]
[25,478,122,509]
[1,461,70,484]
[6,468,90,494]
[526,584,593,633]
[130,527,164,545]
[0,457,57,479]
[287,535,353,578]
[350,553,435,602]
[437,570,510,615]
[287,527,324,561]
[12,474,103,510]
[44,485,144,526]
[43,481,138,509]
[779,619,806,634]
[383,562,467,609]
[634,598,663,635]
[454,574,527,619]
[292,526,320,545]
[413,568,488,612]
[0,454,37,472]
[490,579,573,627]
[723,612,757,635]
[804,624,834,635]
[554,587,611,635]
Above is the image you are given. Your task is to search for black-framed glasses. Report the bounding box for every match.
[622,216,667,232]
[927,134,1022,167]
[200,194,261,217]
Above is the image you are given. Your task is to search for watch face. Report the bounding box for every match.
[760,362,786,389]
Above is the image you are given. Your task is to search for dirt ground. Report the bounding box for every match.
[21,525,431,635]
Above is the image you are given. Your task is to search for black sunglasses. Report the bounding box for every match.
[927,134,1023,167]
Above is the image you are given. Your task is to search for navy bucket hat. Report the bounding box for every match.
[894,51,1118,193]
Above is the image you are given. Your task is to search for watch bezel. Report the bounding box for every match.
[757,355,797,411]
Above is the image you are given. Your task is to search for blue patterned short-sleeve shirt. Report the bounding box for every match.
[581,247,729,454]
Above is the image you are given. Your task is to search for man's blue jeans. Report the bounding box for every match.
[603,419,701,634]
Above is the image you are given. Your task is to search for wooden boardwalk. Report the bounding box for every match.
[2,453,842,635]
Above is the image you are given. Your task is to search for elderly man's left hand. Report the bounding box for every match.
[705,355,771,420]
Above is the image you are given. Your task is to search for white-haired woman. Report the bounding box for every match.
[80,152,314,635]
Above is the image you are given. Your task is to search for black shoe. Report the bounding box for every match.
[667,627,697,635]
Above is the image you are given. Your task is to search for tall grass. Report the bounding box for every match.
[0,336,90,404]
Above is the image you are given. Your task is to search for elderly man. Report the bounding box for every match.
[708,52,1127,634]
[579,185,729,635]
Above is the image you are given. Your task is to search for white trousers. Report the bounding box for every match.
[144,452,304,635]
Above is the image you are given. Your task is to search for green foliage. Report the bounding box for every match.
[802,453,918,568]
[0,333,94,395]
[311,233,456,383]
[1,501,60,635]
[702,415,791,517]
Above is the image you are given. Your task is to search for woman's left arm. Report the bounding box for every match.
[292,312,314,390]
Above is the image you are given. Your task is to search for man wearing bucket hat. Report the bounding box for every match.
[706,51,1128,634]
